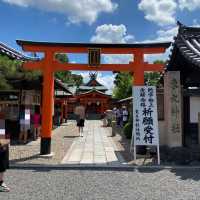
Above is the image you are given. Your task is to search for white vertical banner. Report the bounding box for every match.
[25,109,31,125]
[131,86,160,164]
[0,119,5,136]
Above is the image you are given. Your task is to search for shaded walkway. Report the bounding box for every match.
[62,120,124,165]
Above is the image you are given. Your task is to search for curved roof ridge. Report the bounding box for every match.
[0,42,36,61]
[167,21,200,70]
[77,88,111,96]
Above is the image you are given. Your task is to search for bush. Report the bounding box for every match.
[123,122,133,139]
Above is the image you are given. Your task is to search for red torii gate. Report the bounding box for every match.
[17,40,170,155]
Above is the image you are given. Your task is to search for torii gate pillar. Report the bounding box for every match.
[41,70,54,154]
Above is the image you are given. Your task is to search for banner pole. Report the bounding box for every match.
[134,145,136,162]
[130,86,134,153]
[157,145,160,165]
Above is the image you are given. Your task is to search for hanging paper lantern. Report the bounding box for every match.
[88,101,91,105]
[96,101,100,106]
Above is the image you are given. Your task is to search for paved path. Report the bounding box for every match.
[9,122,77,165]
[3,168,200,200]
[62,120,122,165]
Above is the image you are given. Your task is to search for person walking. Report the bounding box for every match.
[0,141,10,192]
[19,106,28,144]
[32,109,41,140]
[122,106,129,126]
[116,107,121,127]
[74,102,85,137]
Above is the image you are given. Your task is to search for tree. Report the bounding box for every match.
[144,72,161,86]
[55,53,69,64]
[0,55,41,90]
[54,53,83,86]
[71,74,83,87]
[113,72,132,99]
[112,60,165,99]
[144,60,165,86]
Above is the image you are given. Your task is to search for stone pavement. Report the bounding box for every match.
[62,120,124,165]
[9,122,78,165]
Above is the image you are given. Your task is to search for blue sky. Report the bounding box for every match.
[0,0,200,93]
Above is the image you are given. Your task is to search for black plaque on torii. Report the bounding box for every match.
[88,48,101,67]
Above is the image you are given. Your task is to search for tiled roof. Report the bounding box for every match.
[55,79,73,94]
[0,42,33,60]
[78,85,107,91]
[167,21,200,70]
[77,88,111,97]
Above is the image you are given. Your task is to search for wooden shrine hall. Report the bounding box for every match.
[67,72,111,118]
[166,21,200,147]
[17,40,170,155]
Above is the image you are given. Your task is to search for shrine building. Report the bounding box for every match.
[164,21,200,148]
[67,72,112,119]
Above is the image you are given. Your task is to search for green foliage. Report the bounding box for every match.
[144,72,161,86]
[144,60,165,86]
[112,60,165,99]
[123,122,133,139]
[55,53,69,64]
[54,53,83,86]
[0,55,41,90]
[153,60,165,64]
[55,71,73,82]
[0,53,83,90]
[55,71,83,86]
[71,74,83,87]
[113,72,132,99]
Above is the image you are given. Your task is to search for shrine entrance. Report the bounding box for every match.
[87,103,98,114]
[17,40,170,155]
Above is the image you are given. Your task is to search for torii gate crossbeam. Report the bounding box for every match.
[17,40,170,155]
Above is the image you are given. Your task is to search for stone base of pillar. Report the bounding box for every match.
[40,138,51,155]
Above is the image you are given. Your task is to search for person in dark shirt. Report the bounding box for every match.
[0,141,10,192]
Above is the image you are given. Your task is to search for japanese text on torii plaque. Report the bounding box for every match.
[88,48,101,67]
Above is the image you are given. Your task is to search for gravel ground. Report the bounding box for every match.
[111,127,155,165]
[9,122,79,165]
[2,167,200,200]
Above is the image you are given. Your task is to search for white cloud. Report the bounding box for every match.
[97,73,115,94]
[103,54,133,64]
[79,71,90,83]
[1,0,117,25]
[143,26,178,43]
[91,24,134,43]
[136,26,177,63]
[179,0,200,11]
[193,19,200,27]
[138,0,177,26]
[91,24,134,64]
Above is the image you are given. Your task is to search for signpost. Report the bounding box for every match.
[131,86,160,164]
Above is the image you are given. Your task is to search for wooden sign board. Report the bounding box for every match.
[88,48,101,67]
